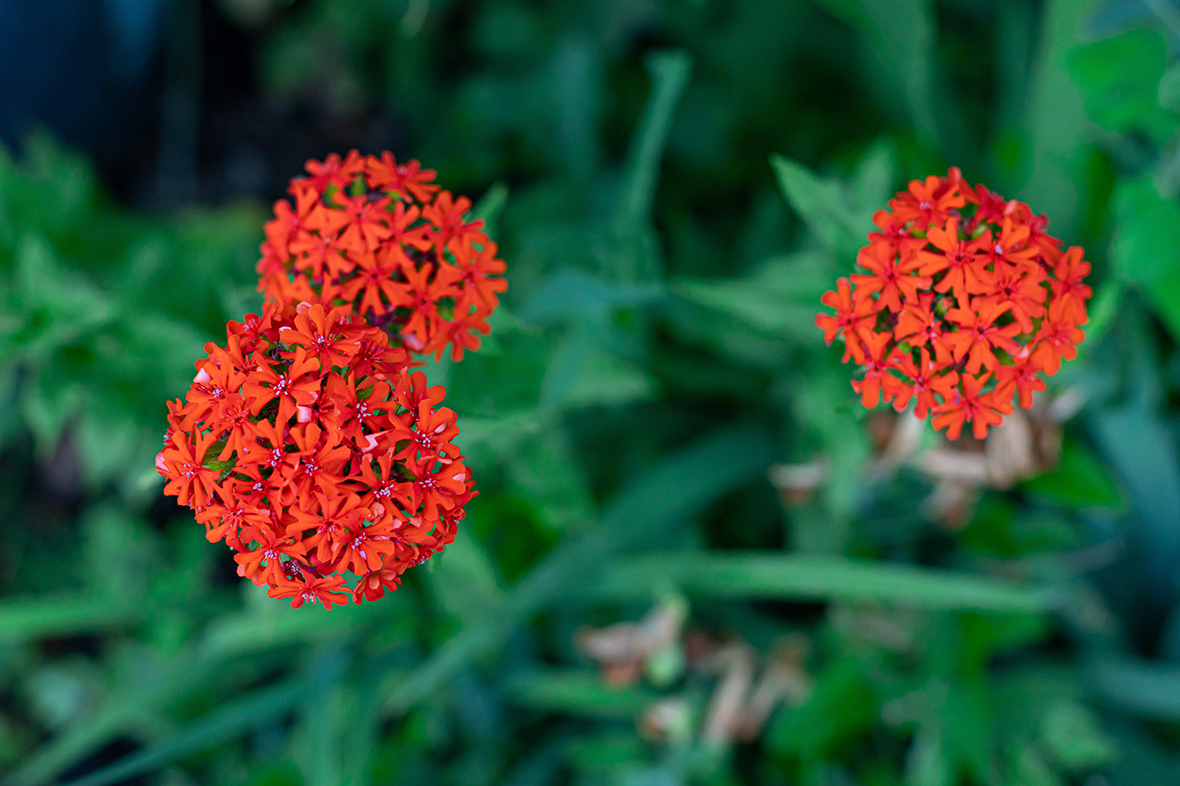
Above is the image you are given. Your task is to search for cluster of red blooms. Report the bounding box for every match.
[816,168,1090,440]
[257,150,506,361]
[158,153,499,609]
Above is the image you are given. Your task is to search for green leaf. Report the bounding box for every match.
[470,180,509,241]
[380,426,776,716]
[1039,699,1118,771]
[55,680,307,786]
[0,595,147,642]
[1090,406,1180,580]
[769,657,876,759]
[1020,437,1121,509]
[1068,27,1178,144]
[590,553,1059,613]
[674,250,836,339]
[771,155,866,261]
[504,670,657,717]
[1110,177,1180,342]
[1089,658,1180,722]
[1159,62,1180,113]
[615,50,692,231]
[430,530,506,624]
[562,349,657,409]
[813,0,937,140]
[504,427,595,532]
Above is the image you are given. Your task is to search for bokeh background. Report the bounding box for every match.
[1,0,1178,783]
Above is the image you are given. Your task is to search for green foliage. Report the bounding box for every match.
[5,0,1180,785]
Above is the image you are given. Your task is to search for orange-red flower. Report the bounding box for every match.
[257,151,506,361]
[158,302,476,607]
[816,168,1089,440]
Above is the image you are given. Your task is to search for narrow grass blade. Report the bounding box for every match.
[590,553,1060,613]
[382,425,776,715]
[55,680,306,786]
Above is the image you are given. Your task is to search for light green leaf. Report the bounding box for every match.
[590,553,1059,612]
[770,155,867,261]
[1068,27,1177,144]
[1040,699,1118,771]
[504,670,657,717]
[674,250,835,339]
[1110,177,1180,342]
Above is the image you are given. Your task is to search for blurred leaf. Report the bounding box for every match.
[431,530,505,624]
[771,156,869,262]
[1111,177,1180,341]
[471,180,509,241]
[562,349,657,409]
[504,427,595,532]
[1090,405,1180,587]
[1020,437,1121,509]
[615,50,692,232]
[1160,61,1180,113]
[1039,699,1118,771]
[674,250,835,339]
[591,553,1059,612]
[1089,657,1180,722]
[1068,27,1177,144]
[812,0,938,142]
[769,656,876,759]
[504,669,656,718]
[50,679,308,786]
[0,595,147,642]
[381,426,776,715]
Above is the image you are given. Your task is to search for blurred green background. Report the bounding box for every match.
[3,0,1180,783]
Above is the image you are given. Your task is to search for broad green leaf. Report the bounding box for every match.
[430,530,506,624]
[1016,0,1094,239]
[562,349,657,409]
[1068,27,1178,144]
[1110,177,1180,342]
[504,427,595,532]
[590,553,1059,612]
[471,180,509,241]
[1159,61,1180,113]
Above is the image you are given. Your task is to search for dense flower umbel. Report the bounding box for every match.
[256,151,507,361]
[816,169,1091,440]
[157,301,475,608]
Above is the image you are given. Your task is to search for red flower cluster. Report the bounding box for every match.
[257,150,506,361]
[158,153,498,608]
[816,169,1090,440]
[158,303,473,607]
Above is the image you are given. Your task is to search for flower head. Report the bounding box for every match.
[158,302,475,607]
[258,151,506,361]
[815,168,1089,440]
